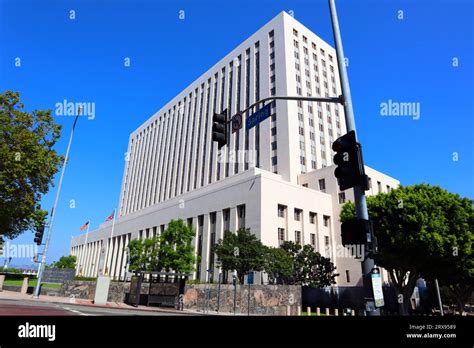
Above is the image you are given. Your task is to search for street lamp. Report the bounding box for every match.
[33,110,81,298]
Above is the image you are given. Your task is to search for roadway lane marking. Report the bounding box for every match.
[62,306,90,316]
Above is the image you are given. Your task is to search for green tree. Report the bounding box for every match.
[280,240,302,259]
[340,184,473,315]
[294,245,338,287]
[280,241,338,287]
[263,246,293,284]
[215,228,266,284]
[157,219,195,274]
[51,255,76,269]
[128,237,159,272]
[0,91,63,239]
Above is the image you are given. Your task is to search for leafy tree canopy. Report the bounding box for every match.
[340,184,473,314]
[0,91,63,239]
[215,228,266,284]
[158,219,195,274]
[51,255,76,269]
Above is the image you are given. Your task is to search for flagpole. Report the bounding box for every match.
[104,208,116,276]
[33,112,81,298]
[82,221,90,277]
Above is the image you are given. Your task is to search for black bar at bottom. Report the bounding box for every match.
[0,315,471,346]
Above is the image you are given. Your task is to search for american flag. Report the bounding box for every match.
[79,221,90,231]
[105,211,115,222]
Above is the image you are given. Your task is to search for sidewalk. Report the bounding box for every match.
[0,290,195,315]
[0,290,250,316]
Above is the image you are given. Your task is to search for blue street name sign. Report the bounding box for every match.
[246,103,271,130]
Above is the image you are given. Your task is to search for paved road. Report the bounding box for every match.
[0,298,191,316]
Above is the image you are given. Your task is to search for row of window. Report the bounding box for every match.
[293,33,341,173]
[121,33,276,215]
[269,30,278,174]
[316,177,393,199]
[277,227,330,250]
[277,205,330,226]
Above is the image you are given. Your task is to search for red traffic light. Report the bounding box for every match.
[212,109,228,149]
[332,130,356,152]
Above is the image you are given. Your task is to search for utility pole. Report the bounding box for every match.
[212,1,377,316]
[435,279,444,316]
[33,111,81,298]
[328,0,379,315]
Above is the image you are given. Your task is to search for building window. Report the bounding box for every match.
[318,179,326,192]
[324,236,329,246]
[309,212,317,224]
[345,270,351,283]
[377,181,382,193]
[278,228,285,245]
[302,183,308,187]
[386,185,391,192]
[237,204,246,229]
[338,192,346,204]
[277,204,286,218]
[310,233,316,248]
[196,215,204,280]
[223,208,230,232]
[293,29,298,36]
[368,177,372,189]
[209,212,217,281]
[294,208,302,221]
[295,231,302,245]
[323,215,330,227]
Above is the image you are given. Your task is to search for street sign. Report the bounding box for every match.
[246,103,271,129]
[371,268,385,307]
[231,112,242,133]
[247,272,254,285]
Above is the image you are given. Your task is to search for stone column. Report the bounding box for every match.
[109,237,119,280]
[20,277,29,295]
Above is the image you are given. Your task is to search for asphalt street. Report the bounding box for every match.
[0,298,192,316]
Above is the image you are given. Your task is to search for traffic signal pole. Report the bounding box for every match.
[328,0,379,315]
[33,112,81,298]
[212,0,379,316]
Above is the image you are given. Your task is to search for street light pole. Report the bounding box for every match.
[33,111,81,298]
[328,0,379,315]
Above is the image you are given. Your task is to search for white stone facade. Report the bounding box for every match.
[70,12,399,286]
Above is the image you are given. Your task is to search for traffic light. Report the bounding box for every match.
[0,237,4,257]
[212,109,228,149]
[332,130,368,191]
[34,224,45,246]
[341,218,378,256]
[341,218,370,247]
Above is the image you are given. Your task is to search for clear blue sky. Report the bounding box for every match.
[0,0,472,266]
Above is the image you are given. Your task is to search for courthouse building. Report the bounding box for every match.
[70,11,399,285]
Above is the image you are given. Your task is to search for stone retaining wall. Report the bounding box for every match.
[1,285,61,297]
[183,284,302,315]
[58,280,130,302]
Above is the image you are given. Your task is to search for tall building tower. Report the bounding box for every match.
[71,12,399,285]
